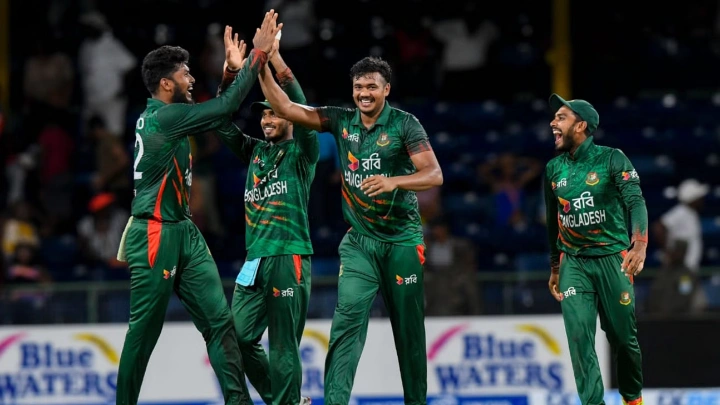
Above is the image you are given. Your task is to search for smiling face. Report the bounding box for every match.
[168,63,195,104]
[260,108,291,143]
[352,72,390,116]
[550,105,586,152]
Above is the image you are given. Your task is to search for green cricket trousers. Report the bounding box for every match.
[324,230,427,405]
[232,255,311,405]
[559,251,643,405]
[116,218,250,405]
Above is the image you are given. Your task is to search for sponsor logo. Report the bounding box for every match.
[163,266,177,279]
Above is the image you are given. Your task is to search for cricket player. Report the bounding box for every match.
[214,40,317,405]
[114,14,282,405]
[544,93,647,405]
[257,56,443,405]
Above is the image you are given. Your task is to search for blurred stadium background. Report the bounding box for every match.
[0,0,719,403]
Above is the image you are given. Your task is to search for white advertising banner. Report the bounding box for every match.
[0,316,614,405]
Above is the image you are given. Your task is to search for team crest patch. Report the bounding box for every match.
[619,291,632,305]
[585,171,600,186]
[377,133,390,147]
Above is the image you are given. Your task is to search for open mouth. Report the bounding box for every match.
[552,129,561,145]
[359,98,373,108]
[263,125,275,135]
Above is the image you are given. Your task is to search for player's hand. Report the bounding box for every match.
[360,175,397,197]
[622,240,647,277]
[548,272,563,302]
[268,39,280,62]
[223,26,247,71]
[253,10,283,54]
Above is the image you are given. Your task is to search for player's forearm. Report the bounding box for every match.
[276,67,307,105]
[392,166,443,191]
[218,49,269,113]
[258,64,323,131]
[627,198,649,245]
[216,66,239,97]
[270,53,289,77]
[258,64,295,116]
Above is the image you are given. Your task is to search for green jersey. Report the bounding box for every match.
[217,70,319,260]
[317,102,432,245]
[131,51,267,222]
[544,136,648,267]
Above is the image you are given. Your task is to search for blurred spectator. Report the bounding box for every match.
[37,121,74,234]
[432,1,499,101]
[653,179,708,273]
[86,116,131,204]
[391,7,441,98]
[22,35,74,144]
[76,193,129,280]
[78,11,137,137]
[478,152,541,228]
[6,242,52,324]
[424,218,481,316]
[648,178,709,315]
[2,201,40,262]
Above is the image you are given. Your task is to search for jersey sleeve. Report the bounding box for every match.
[157,49,268,140]
[215,119,263,164]
[277,68,319,163]
[316,106,353,140]
[610,149,649,244]
[403,114,432,156]
[543,165,561,272]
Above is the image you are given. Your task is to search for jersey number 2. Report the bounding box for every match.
[134,118,145,179]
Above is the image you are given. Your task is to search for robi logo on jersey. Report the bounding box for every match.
[348,152,360,171]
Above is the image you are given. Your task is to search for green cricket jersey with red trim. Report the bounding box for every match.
[216,69,318,260]
[544,136,648,268]
[131,49,267,222]
[317,102,432,245]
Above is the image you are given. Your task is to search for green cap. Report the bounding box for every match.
[549,93,599,134]
[251,100,273,114]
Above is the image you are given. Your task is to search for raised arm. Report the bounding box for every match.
[159,15,281,139]
[258,63,324,132]
[269,52,319,162]
[158,49,268,139]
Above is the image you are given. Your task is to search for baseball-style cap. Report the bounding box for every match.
[251,100,273,114]
[549,93,600,134]
[678,179,709,203]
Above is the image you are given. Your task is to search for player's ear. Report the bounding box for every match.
[574,120,587,134]
[160,77,173,92]
[384,82,391,97]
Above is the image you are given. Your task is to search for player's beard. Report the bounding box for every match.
[171,81,194,104]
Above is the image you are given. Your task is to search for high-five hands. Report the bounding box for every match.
[223,26,247,71]
[253,10,283,54]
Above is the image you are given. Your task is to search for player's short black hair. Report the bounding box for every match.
[349,56,392,84]
[141,45,190,94]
